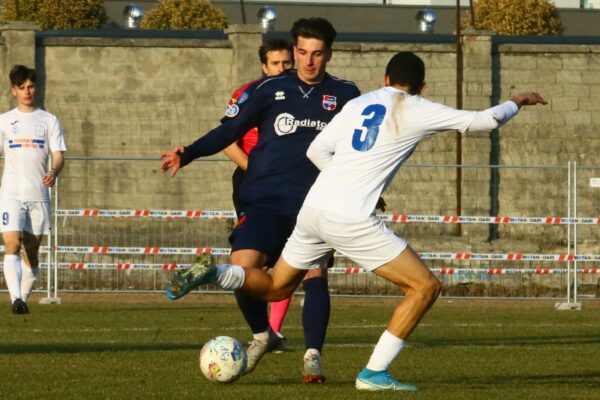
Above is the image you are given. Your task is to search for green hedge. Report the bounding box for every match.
[140,0,227,30]
[464,0,562,35]
[1,0,106,29]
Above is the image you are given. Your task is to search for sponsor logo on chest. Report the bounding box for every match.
[274,113,327,136]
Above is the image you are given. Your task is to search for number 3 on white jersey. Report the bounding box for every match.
[351,104,386,152]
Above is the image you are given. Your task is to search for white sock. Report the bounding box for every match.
[365,330,406,371]
[3,254,23,302]
[215,264,245,290]
[20,260,39,302]
[304,348,320,359]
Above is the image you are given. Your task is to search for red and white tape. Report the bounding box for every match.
[56,209,236,219]
[379,215,600,225]
[330,267,572,275]
[50,247,600,262]
[54,246,231,255]
[1,261,596,274]
[55,209,600,225]
[31,263,600,274]
[2,245,599,262]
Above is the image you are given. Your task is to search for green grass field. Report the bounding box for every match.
[1,293,599,400]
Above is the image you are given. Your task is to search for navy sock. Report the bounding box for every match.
[234,289,270,334]
[302,277,330,352]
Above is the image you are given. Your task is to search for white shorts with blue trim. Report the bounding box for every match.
[0,199,51,235]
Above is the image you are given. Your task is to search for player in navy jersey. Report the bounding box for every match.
[222,38,296,353]
[161,18,360,382]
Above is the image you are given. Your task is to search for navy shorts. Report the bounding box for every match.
[229,209,296,267]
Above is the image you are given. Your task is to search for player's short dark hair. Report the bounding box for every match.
[9,64,37,87]
[291,18,337,49]
[258,38,293,65]
[385,52,425,95]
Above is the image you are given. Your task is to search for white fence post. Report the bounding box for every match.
[555,161,581,310]
[39,173,61,305]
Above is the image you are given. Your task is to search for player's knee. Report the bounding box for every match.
[421,275,441,303]
[3,241,22,254]
[409,274,440,305]
[268,285,295,302]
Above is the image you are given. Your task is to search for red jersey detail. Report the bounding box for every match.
[229,80,261,155]
[239,127,258,154]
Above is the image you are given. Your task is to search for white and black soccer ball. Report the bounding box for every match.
[199,336,247,383]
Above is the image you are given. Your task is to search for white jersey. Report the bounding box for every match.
[304,86,519,218]
[0,107,66,201]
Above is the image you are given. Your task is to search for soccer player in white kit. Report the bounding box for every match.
[178,52,547,390]
[0,65,66,314]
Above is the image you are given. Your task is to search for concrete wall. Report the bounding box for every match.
[0,23,598,254]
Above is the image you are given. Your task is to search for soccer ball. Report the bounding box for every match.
[199,336,247,383]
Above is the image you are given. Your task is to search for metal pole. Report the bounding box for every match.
[53,176,59,301]
[46,186,52,300]
[39,164,61,304]
[455,0,463,230]
[240,0,247,24]
[469,0,475,27]
[567,161,572,303]
[573,161,578,303]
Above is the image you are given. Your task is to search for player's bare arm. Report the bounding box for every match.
[42,150,65,187]
[160,146,185,177]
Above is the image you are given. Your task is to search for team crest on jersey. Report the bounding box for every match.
[322,95,337,111]
[35,125,46,137]
[225,104,240,118]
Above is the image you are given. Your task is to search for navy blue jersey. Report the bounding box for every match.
[180,70,360,216]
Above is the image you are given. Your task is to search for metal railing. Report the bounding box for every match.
[1,158,598,302]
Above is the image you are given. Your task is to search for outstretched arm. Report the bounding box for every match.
[511,92,547,108]
[466,91,547,131]
[160,116,257,177]
[160,146,185,177]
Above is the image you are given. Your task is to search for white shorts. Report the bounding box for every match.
[282,206,407,271]
[0,199,51,235]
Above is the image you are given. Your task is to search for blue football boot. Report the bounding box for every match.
[355,368,417,391]
[165,254,217,300]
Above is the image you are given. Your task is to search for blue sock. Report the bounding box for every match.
[302,277,330,352]
[234,289,270,334]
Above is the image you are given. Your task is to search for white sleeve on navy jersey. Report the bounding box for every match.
[302,87,521,218]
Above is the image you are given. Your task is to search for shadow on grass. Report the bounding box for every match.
[415,334,600,348]
[440,371,600,386]
[0,342,201,354]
